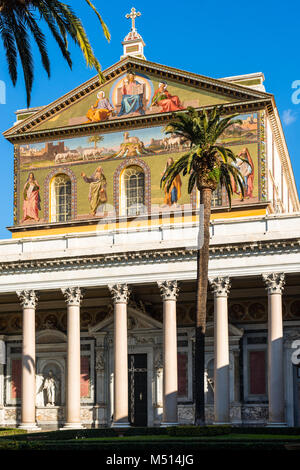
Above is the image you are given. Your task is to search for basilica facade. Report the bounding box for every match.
[0,10,300,430]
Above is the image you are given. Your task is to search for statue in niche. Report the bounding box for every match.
[43,370,59,406]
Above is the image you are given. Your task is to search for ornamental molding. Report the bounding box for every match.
[61,287,84,306]
[209,276,231,297]
[262,272,285,294]
[0,238,298,276]
[95,349,105,372]
[16,290,38,309]
[157,280,179,301]
[7,99,271,144]
[108,283,131,304]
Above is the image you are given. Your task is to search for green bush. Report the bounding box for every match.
[231,426,300,435]
[167,425,232,437]
[0,427,168,442]
[0,428,27,437]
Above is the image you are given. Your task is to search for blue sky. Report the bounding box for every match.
[0,0,299,238]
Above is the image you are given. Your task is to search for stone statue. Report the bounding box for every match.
[43,370,58,406]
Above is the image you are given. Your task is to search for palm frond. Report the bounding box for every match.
[161,105,247,204]
[0,15,18,85]
[84,0,110,41]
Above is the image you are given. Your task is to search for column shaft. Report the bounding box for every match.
[66,304,81,425]
[17,290,39,430]
[109,284,130,427]
[268,292,284,424]
[158,280,179,426]
[114,302,129,425]
[163,298,178,424]
[209,277,230,424]
[214,295,230,423]
[22,306,36,425]
[62,287,83,429]
[263,273,285,426]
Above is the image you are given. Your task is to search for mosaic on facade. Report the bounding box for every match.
[16,113,261,225]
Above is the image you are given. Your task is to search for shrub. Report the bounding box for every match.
[167,425,232,437]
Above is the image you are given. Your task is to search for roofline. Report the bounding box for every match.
[266,96,300,211]
[220,72,265,82]
[3,56,272,138]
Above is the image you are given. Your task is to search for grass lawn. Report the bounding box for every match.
[0,427,300,453]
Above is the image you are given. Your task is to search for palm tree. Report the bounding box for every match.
[88,134,103,149]
[0,0,110,106]
[161,105,245,425]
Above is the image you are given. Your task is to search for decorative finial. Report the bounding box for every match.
[125,7,141,32]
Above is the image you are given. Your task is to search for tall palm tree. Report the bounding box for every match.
[0,0,110,106]
[88,134,103,149]
[161,105,245,425]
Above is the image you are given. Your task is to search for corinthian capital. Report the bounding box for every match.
[17,290,38,309]
[108,284,130,304]
[61,287,84,306]
[157,280,179,301]
[209,277,231,297]
[263,273,285,294]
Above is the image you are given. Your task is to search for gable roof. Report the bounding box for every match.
[3,55,272,141]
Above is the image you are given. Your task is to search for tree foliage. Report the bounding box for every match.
[0,0,110,106]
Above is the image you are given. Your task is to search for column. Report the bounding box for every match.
[158,280,179,426]
[17,290,40,430]
[209,277,230,424]
[61,287,84,429]
[108,284,130,427]
[263,272,286,426]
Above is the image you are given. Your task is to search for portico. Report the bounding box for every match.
[0,213,298,429]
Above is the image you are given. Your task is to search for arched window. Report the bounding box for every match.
[121,165,145,216]
[50,174,72,222]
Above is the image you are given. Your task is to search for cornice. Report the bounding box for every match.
[0,237,298,275]
[3,56,272,141]
[6,98,271,144]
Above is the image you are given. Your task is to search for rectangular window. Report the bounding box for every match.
[249,350,266,395]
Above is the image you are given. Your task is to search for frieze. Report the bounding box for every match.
[0,238,298,276]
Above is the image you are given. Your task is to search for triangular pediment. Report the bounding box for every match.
[89,302,162,333]
[4,56,272,139]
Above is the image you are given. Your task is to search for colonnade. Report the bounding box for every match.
[16,272,286,429]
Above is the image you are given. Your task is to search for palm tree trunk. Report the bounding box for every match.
[194,187,212,425]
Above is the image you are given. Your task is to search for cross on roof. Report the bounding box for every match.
[125,7,141,31]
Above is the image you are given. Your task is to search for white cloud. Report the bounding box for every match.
[282,109,297,126]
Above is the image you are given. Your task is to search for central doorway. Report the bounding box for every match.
[128,354,148,426]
